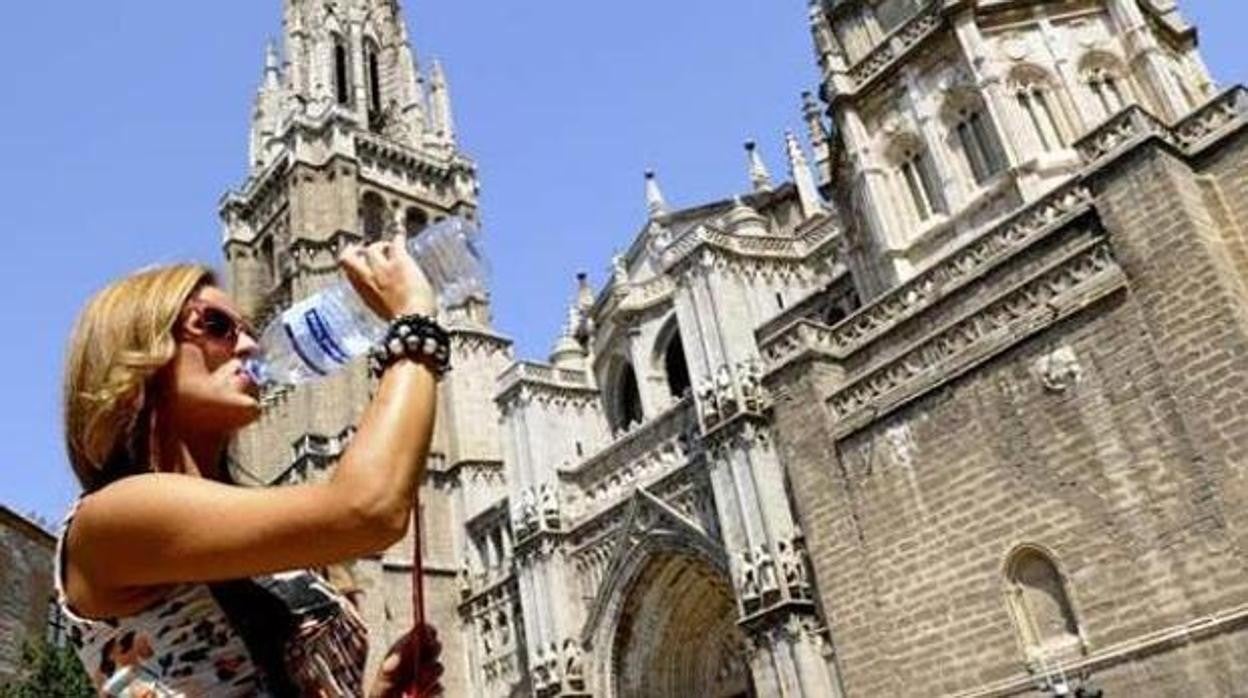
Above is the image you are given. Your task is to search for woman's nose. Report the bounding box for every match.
[235,328,261,357]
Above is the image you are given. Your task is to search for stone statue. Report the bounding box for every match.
[498,612,511,645]
[521,487,538,533]
[533,645,549,687]
[738,550,760,603]
[563,638,585,685]
[481,619,495,655]
[698,379,720,425]
[611,253,629,293]
[777,540,801,595]
[794,538,813,594]
[757,544,779,596]
[539,483,560,529]
[740,359,763,411]
[547,641,562,687]
[715,365,737,414]
[458,557,472,598]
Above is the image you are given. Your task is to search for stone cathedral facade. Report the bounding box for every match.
[220,0,1248,696]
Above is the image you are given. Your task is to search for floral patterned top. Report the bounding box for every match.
[55,504,369,697]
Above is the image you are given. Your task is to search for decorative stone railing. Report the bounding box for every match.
[657,216,841,281]
[1076,86,1248,167]
[354,129,471,177]
[617,274,676,312]
[561,397,698,511]
[1171,86,1248,150]
[827,236,1124,437]
[496,360,594,404]
[844,3,942,92]
[760,181,1095,371]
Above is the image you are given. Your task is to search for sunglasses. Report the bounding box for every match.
[180,300,257,346]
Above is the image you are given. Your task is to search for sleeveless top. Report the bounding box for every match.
[55,502,369,697]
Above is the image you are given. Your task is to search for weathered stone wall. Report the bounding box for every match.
[0,507,55,685]
[769,122,1248,696]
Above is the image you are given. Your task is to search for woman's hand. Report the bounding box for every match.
[368,624,444,698]
[339,232,436,320]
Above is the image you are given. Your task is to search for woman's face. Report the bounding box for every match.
[158,286,262,433]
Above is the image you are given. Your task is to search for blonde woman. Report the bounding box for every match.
[58,234,443,696]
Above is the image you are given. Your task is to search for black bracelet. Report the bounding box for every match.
[368,314,452,379]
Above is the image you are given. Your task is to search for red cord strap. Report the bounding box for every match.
[403,490,426,698]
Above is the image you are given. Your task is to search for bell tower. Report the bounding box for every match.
[221,2,513,693]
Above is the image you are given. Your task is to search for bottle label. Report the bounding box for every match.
[283,304,352,376]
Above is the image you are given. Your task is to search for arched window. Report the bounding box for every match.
[944,94,1007,185]
[1010,66,1066,152]
[1079,53,1129,121]
[405,207,429,237]
[1006,547,1083,662]
[364,39,383,129]
[888,134,944,224]
[663,333,691,399]
[333,35,352,107]
[360,191,388,241]
[611,362,645,432]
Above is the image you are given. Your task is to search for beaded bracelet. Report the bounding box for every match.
[367,313,452,379]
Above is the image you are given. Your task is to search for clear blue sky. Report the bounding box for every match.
[0,2,1244,524]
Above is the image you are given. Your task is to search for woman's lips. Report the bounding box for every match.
[234,369,260,395]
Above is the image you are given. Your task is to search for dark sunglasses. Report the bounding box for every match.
[180,300,257,345]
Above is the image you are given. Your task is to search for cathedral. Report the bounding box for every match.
[221,0,1248,696]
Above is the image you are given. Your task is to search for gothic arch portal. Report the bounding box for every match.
[581,498,752,698]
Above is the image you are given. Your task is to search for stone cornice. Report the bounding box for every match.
[760,89,1247,381]
[443,458,505,482]
[1076,87,1248,173]
[354,129,477,180]
[559,398,697,490]
[827,234,1124,439]
[495,361,599,410]
[447,325,514,356]
[760,181,1095,374]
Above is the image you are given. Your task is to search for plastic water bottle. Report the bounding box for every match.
[244,216,487,387]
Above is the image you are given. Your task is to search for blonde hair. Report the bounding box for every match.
[63,264,217,492]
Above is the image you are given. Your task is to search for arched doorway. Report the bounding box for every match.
[611,552,752,698]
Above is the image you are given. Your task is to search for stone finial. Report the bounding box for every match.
[725,196,768,236]
[744,140,773,193]
[429,59,457,144]
[644,170,669,217]
[786,130,827,219]
[576,272,597,316]
[550,299,586,369]
[263,40,282,89]
[802,91,834,186]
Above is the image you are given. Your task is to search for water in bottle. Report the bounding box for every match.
[244,216,486,388]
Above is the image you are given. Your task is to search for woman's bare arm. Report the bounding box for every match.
[69,359,436,598]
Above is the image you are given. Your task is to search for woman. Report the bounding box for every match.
[58,233,444,696]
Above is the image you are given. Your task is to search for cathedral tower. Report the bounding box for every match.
[221,2,513,692]
[808,0,1216,296]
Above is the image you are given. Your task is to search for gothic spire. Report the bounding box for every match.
[745,140,773,193]
[802,91,833,186]
[644,170,669,218]
[429,59,457,146]
[786,130,827,219]
[550,300,587,369]
[263,40,282,90]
